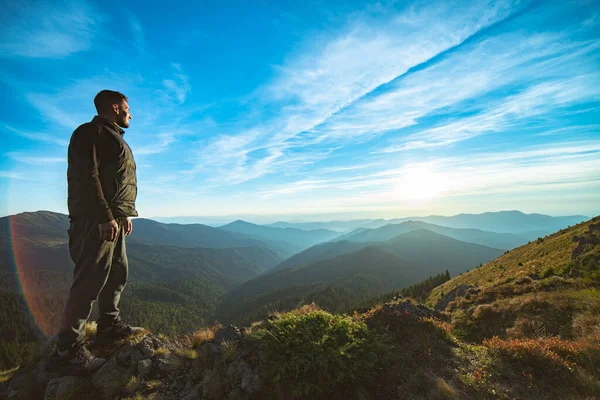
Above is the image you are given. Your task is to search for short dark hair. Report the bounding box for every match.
[94,90,128,114]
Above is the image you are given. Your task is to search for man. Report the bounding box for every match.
[48,90,143,376]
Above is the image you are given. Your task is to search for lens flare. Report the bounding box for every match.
[8,215,56,337]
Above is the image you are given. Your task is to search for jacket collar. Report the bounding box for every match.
[92,115,125,136]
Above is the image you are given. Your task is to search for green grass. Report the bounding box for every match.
[249,305,387,399]
[427,218,599,308]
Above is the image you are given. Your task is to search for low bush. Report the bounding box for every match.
[483,336,600,398]
[250,309,387,399]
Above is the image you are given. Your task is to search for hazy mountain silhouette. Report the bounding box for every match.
[337,220,535,249]
[0,212,286,287]
[129,218,294,258]
[266,219,381,232]
[220,220,340,253]
[362,211,588,233]
[219,229,503,322]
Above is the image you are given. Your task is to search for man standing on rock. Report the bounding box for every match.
[48,90,143,375]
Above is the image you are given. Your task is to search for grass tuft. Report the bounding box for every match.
[192,322,222,348]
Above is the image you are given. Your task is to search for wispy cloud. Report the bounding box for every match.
[25,93,87,130]
[6,152,65,166]
[0,171,25,180]
[383,73,600,152]
[3,125,69,146]
[161,64,191,104]
[254,140,600,206]
[129,15,146,55]
[191,0,522,184]
[135,133,176,155]
[0,0,99,58]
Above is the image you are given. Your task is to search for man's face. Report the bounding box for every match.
[115,100,132,128]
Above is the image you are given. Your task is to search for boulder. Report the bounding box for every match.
[435,284,478,311]
[43,376,90,400]
[383,300,438,318]
[214,325,243,343]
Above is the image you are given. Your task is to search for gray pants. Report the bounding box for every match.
[57,217,128,349]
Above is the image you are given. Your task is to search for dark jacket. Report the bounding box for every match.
[67,116,138,222]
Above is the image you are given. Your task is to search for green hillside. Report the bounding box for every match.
[218,230,503,324]
[278,228,503,273]
[128,218,295,258]
[425,216,600,345]
[275,239,365,270]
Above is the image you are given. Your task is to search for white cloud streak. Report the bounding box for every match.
[255,140,600,200]
[0,171,25,180]
[3,125,69,146]
[192,0,523,184]
[0,0,99,58]
[6,152,65,165]
[130,16,146,54]
[161,64,191,104]
[135,133,176,156]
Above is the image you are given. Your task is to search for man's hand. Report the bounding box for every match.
[124,217,133,236]
[99,220,119,242]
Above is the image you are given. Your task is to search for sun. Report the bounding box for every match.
[395,165,445,201]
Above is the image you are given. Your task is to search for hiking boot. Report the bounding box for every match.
[46,344,105,376]
[95,320,144,345]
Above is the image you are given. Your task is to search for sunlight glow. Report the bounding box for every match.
[395,165,446,201]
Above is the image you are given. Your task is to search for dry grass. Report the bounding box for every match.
[144,380,162,390]
[283,302,321,316]
[430,377,460,400]
[427,218,592,308]
[174,348,197,360]
[192,322,222,348]
[155,347,169,357]
[268,302,322,321]
[84,321,97,338]
[190,346,211,380]
[122,395,144,400]
[124,375,139,393]
[220,340,237,363]
[0,367,19,384]
[482,335,600,397]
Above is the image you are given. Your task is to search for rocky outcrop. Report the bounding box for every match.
[435,284,479,311]
[382,300,439,319]
[572,223,600,261]
[3,325,264,400]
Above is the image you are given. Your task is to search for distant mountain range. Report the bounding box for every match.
[360,211,588,233]
[266,219,377,232]
[155,211,588,235]
[335,220,539,250]
[258,211,588,235]
[0,212,286,286]
[218,229,504,323]
[219,220,340,254]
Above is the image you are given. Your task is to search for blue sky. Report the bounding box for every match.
[1,0,599,222]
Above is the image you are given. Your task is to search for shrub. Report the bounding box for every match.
[541,267,556,279]
[250,310,385,399]
[365,308,460,398]
[483,336,600,398]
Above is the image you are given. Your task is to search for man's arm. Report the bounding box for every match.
[69,126,114,223]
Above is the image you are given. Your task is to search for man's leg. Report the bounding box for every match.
[57,219,115,349]
[96,218,128,330]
